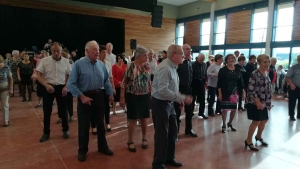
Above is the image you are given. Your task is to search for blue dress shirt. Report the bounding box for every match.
[67,56,113,97]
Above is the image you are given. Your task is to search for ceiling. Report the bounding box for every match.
[158,0,198,6]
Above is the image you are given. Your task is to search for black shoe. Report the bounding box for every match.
[255,136,268,146]
[290,117,296,121]
[227,123,237,131]
[35,104,41,108]
[127,142,136,152]
[165,159,183,167]
[152,165,167,169]
[22,98,26,102]
[222,126,226,133]
[98,148,113,156]
[28,97,32,101]
[244,140,259,151]
[185,130,198,137]
[142,139,148,149]
[56,119,62,124]
[40,134,50,142]
[238,107,246,111]
[198,113,208,119]
[63,131,69,139]
[69,116,74,123]
[78,154,86,162]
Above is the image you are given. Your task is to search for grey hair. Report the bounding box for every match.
[85,40,98,50]
[167,44,182,59]
[40,50,49,56]
[12,50,19,56]
[271,57,277,61]
[134,46,148,58]
[106,42,113,47]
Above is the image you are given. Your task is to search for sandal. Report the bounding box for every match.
[142,139,148,149]
[127,142,136,152]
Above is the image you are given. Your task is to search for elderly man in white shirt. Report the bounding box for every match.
[36,42,71,143]
[106,42,117,66]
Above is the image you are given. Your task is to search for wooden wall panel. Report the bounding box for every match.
[184,20,200,46]
[293,0,300,40]
[226,10,251,44]
[0,0,176,55]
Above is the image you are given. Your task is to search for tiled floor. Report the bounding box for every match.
[0,94,300,169]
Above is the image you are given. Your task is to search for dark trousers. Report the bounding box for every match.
[207,86,221,115]
[58,92,73,118]
[174,86,193,133]
[102,89,110,125]
[152,97,177,168]
[192,83,205,115]
[43,85,68,135]
[78,90,107,154]
[288,86,300,118]
[238,89,243,109]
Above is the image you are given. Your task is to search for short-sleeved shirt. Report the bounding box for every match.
[0,64,12,91]
[36,56,71,85]
[18,61,34,75]
[285,64,300,88]
[124,62,150,95]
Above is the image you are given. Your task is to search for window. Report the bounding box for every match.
[200,19,211,46]
[215,16,226,45]
[213,50,224,55]
[176,23,185,46]
[250,48,266,56]
[291,47,300,66]
[200,50,209,62]
[251,8,268,42]
[274,3,294,41]
[225,49,249,57]
[272,48,290,69]
[192,52,199,61]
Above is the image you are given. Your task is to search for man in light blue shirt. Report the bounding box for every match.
[67,41,114,162]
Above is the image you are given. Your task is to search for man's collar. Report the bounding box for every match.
[51,56,62,61]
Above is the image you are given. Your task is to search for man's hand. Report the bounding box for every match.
[184,95,193,105]
[80,95,93,106]
[9,88,13,95]
[46,84,55,93]
[62,86,67,97]
[290,84,296,90]
[109,95,114,104]
[179,101,184,109]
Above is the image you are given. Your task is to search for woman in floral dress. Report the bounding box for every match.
[217,54,245,133]
[120,46,151,152]
[7,50,22,97]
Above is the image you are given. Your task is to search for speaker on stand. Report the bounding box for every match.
[130,39,137,56]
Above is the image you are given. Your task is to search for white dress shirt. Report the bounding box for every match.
[36,56,71,85]
[106,53,116,67]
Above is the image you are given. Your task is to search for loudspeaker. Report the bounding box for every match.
[151,6,163,28]
[130,39,137,50]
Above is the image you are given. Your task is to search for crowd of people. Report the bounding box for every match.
[0,40,299,169]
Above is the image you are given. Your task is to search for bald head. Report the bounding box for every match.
[197,53,205,63]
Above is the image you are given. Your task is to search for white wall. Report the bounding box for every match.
[178,0,263,19]
[35,0,178,19]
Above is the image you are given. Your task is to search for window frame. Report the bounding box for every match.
[250,7,268,43]
[272,2,295,42]
[175,23,185,46]
[200,18,211,46]
[214,15,226,45]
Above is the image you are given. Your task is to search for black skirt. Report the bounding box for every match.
[114,87,121,102]
[247,104,269,121]
[126,93,150,119]
[20,74,32,85]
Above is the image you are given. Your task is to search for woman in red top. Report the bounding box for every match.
[112,54,127,115]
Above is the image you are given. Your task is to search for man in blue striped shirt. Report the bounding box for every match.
[67,40,114,162]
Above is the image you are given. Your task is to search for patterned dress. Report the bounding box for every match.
[7,58,22,83]
[246,69,272,121]
[124,62,151,119]
[217,66,244,111]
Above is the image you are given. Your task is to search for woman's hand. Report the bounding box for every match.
[218,94,222,101]
[18,76,21,81]
[256,102,264,110]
